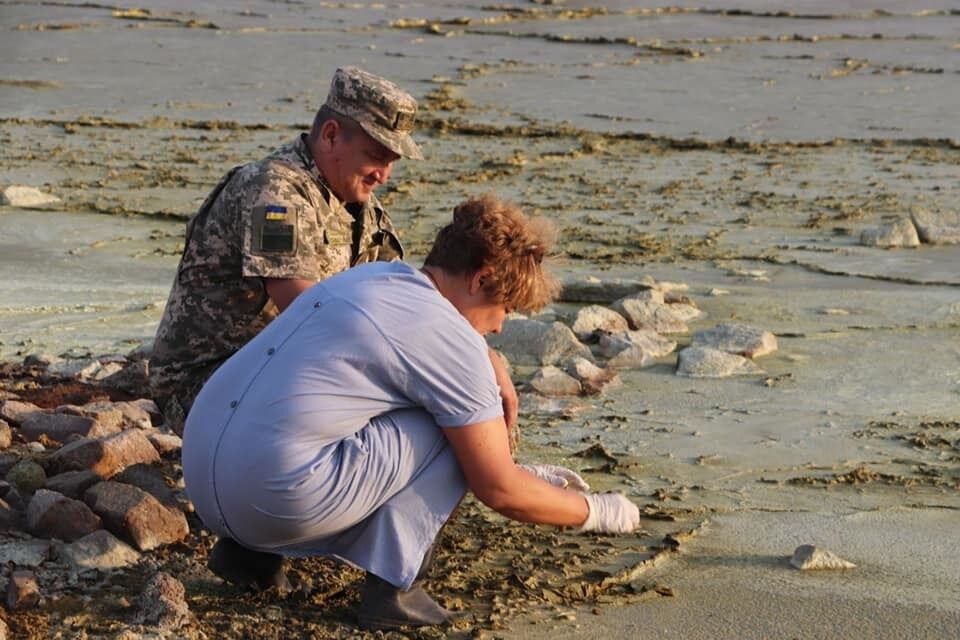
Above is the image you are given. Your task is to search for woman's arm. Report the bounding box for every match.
[442,418,589,526]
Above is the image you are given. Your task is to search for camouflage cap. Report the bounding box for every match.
[324,67,423,160]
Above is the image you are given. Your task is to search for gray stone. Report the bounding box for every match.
[5,459,46,495]
[116,464,181,511]
[0,539,51,567]
[610,297,692,334]
[84,481,188,551]
[558,276,657,304]
[0,420,11,450]
[27,489,103,542]
[22,353,61,368]
[0,453,19,477]
[0,400,42,426]
[911,209,960,244]
[569,305,629,340]
[20,411,119,443]
[790,545,856,570]
[859,218,920,248]
[49,359,125,383]
[486,318,591,366]
[528,366,582,397]
[0,497,19,532]
[6,569,41,611]
[99,359,150,396]
[676,346,765,378]
[51,428,161,478]
[44,470,101,499]
[563,357,622,395]
[56,529,141,571]
[133,572,190,630]
[598,330,677,368]
[691,322,778,358]
[1,184,61,208]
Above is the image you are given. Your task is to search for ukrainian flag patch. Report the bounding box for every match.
[264,204,288,221]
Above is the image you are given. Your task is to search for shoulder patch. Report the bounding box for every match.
[252,204,298,255]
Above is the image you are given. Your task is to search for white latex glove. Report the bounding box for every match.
[579,493,640,534]
[519,463,591,493]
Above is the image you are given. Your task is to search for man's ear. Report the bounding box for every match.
[317,119,340,153]
[469,266,494,295]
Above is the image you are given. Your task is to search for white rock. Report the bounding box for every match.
[598,330,677,369]
[789,545,856,570]
[611,297,691,334]
[910,209,960,245]
[0,185,61,208]
[0,539,51,567]
[563,357,622,395]
[56,529,141,571]
[559,277,657,303]
[676,346,765,378]
[570,305,630,340]
[487,318,591,366]
[859,218,920,248]
[529,366,582,397]
[691,323,778,358]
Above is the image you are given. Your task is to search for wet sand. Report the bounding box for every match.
[1,1,958,638]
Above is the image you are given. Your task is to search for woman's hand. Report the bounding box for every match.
[518,464,590,492]
[579,493,640,534]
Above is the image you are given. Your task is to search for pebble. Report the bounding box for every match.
[5,459,47,496]
[6,569,41,611]
[132,572,190,630]
[487,318,592,366]
[529,366,582,397]
[570,305,629,340]
[56,529,140,571]
[910,209,960,244]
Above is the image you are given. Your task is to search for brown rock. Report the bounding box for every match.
[6,569,40,611]
[143,430,182,457]
[51,429,160,478]
[19,412,119,443]
[133,572,190,630]
[55,403,125,430]
[0,419,11,450]
[116,464,180,511]
[0,400,42,426]
[27,489,102,542]
[84,481,188,551]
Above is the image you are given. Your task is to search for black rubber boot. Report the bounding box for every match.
[207,537,291,592]
[356,545,452,630]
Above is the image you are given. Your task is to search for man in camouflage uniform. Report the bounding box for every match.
[150,67,418,434]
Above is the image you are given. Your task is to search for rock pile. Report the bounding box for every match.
[0,360,188,627]
[491,278,779,395]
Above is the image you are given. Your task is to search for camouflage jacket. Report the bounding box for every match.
[149,134,403,412]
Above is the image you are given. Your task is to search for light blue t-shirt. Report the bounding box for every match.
[182,261,503,537]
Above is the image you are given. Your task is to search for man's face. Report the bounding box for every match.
[323,124,400,204]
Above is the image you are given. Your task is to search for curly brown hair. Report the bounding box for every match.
[424,194,561,313]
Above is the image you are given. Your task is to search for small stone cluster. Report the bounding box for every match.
[0,357,190,630]
[488,277,779,397]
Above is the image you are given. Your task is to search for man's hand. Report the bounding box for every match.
[579,493,640,534]
[488,348,518,444]
[519,463,590,492]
